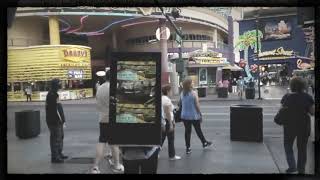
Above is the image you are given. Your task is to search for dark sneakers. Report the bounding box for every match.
[286,167,297,173]
[51,158,64,163]
[60,154,69,159]
[203,141,213,149]
[186,148,192,154]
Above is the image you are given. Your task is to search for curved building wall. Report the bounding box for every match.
[7,16,48,47]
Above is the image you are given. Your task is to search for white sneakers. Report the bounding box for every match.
[169,155,181,161]
[108,158,124,173]
[111,164,124,173]
[91,167,101,174]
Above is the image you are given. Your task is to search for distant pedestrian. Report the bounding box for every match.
[25,86,32,102]
[280,76,315,174]
[45,79,68,163]
[232,78,237,93]
[180,78,212,154]
[222,79,229,88]
[237,77,244,100]
[218,80,223,88]
[161,84,181,161]
[91,73,124,174]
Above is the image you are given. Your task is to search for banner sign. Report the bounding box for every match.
[257,47,295,60]
[109,52,161,145]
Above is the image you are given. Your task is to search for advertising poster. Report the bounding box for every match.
[199,68,208,85]
[108,52,161,146]
[262,20,292,41]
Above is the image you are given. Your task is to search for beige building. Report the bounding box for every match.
[8,7,244,100]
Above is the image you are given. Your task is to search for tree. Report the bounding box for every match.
[235,30,263,82]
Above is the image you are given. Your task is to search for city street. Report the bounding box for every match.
[7,99,315,174]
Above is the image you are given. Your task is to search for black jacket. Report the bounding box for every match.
[45,91,65,126]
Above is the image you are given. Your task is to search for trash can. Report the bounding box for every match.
[230,105,263,142]
[217,87,228,98]
[15,110,40,139]
[245,88,255,99]
[197,87,206,97]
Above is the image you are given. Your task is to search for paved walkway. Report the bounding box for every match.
[7,86,289,106]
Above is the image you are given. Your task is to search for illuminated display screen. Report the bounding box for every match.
[115,61,156,124]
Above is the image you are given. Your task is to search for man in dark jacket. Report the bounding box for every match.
[46,79,68,163]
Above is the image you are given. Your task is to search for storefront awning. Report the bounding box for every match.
[187,63,229,68]
[222,64,243,71]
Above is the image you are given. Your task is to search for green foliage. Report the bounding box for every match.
[235,30,263,52]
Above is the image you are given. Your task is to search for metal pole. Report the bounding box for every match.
[159,18,169,85]
[255,12,262,100]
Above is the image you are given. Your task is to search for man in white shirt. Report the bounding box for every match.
[91,75,124,174]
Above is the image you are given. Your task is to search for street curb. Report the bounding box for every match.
[8,98,281,106]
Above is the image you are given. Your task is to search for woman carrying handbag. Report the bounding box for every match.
[279,77,315,174]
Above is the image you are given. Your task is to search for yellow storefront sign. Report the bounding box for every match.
[61,47,90,63]
[8,45,92,82]
[194,57,227,65]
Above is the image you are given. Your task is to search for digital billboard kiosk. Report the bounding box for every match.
[108,52,161,146]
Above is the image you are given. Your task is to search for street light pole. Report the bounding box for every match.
[255,11,262,100]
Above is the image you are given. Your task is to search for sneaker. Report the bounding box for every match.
[91,167,101,174]
[169,155,181,161]
[186,148,192,154]
[286,167,297,173]
[60,154,69,159]
[111,164,124,173]
[108,158,114,166]
[51,158,64,163]
[203,141,212,149]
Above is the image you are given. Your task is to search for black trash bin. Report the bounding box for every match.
[197,87,206,97]
[245,88,255,99]
[230,105,263,142]
[217,87,228,98]
[15,110,40,139]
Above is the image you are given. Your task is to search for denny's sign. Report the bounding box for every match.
[61,47,90,63]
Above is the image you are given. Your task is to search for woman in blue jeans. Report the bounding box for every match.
[280,76,314,174]
[180,78,212,154]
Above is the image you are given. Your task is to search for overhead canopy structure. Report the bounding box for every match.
[222,64,243,71]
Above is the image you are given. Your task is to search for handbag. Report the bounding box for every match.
[274,106,289,126]
[173,93,183,123]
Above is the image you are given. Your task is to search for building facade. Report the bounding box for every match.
[7,7,243,100]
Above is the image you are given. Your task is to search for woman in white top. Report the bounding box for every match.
[161,84,181,161]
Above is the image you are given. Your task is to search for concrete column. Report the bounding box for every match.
[11,82,14,92]
[216,67,222,84]
[170,63,179,95]
[159,19,169,85]
[112,31,117,50]
[233,20,240,63]
[213,28,218,48]
[49,16,60,45]
[228,16,235,65]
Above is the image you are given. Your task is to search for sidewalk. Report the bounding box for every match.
[7,86,295,106]
[7,128,314,174]
[6,130,279,174]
